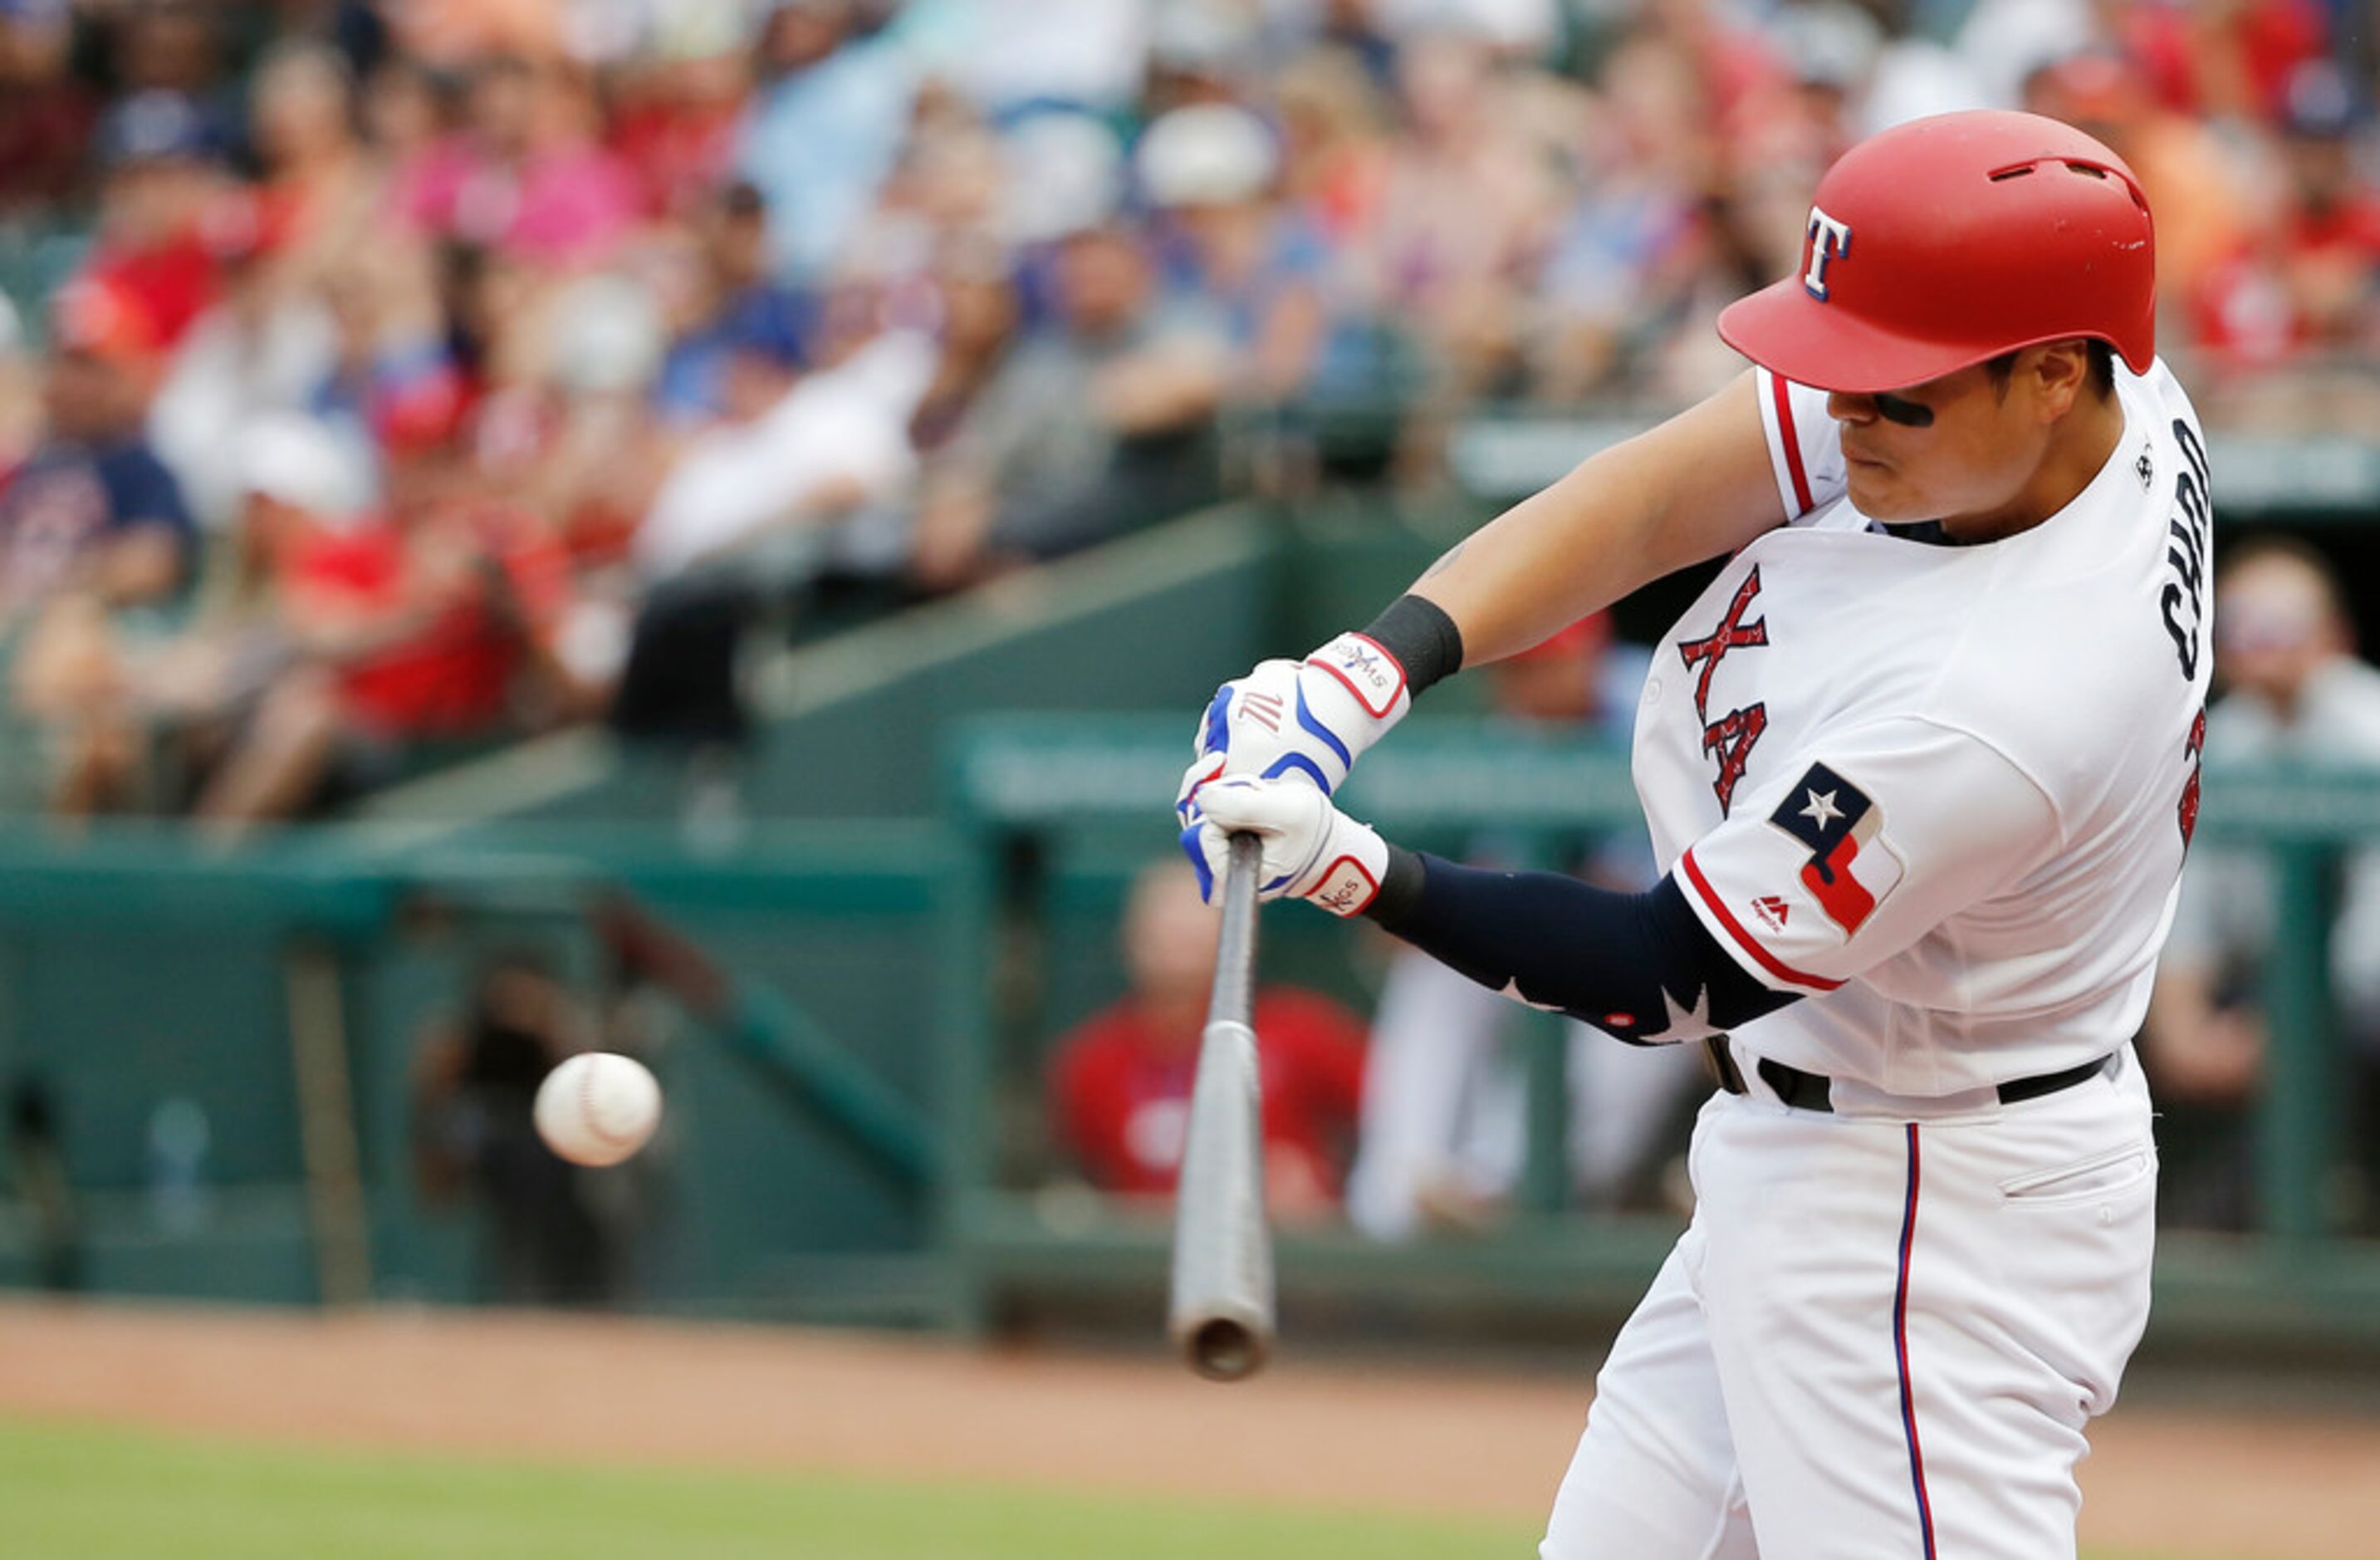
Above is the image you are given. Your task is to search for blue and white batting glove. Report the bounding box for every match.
[1173,632,1410,826]
[1188,777,1391,917]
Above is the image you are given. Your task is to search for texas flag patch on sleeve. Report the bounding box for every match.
[1765,763,1905,935]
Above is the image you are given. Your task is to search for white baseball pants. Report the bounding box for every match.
[1541,1044,2157,1560]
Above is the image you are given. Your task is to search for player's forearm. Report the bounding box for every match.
[1403,464,1669,670]
[1407,370,1785,668]
[1179,379,1781,812]
[1362,849,1796,1045]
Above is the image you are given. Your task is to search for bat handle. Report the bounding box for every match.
[1207,832,1262,1029]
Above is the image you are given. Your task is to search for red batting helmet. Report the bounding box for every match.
[1716,110,2156,394]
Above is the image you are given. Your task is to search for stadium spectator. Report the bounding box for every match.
[379,0,568,75]
[193,419,580,838]
[2268,65,2380,354]
[734,0,914,285]
[904,229,1023,458]
[0,0,97,218]
[147,182,350,534]
[1527,34,1721,401]
[16,414,359,817]
[500,267,675,576]
[1,282,201,812]
[652,181,814,428]
[247,42,382,287]
[1047,858,1368,1221]
[395,55,643,271]
[0,282,194,627]
[908,218,1227,591]
[927,0,1151,120]
[610,287,929,742]
[358,55,448,170]
[139,416,368,802]
[108,0,242,149]
[2183,57,2380,411]
[1139,103,1328,409]
[634,308,928,585]
[2143,539,2380,1229]
[76,90,233,353]
[1363,28,1565,405]
[605,22,752,220]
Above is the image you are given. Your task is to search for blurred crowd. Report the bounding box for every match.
[2,0,2379,827]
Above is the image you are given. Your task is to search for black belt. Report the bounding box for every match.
[1720,1050,2121,1113]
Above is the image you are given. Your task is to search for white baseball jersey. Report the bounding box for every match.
[1629,360,2215,1096]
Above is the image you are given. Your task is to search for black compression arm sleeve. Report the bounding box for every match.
[1364,849,1799,1044]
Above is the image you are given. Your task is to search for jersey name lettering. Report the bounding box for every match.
[2161,419,2211,680]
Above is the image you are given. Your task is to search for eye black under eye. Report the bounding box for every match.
[1873,392,1934,428]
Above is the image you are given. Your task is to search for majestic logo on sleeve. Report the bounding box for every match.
[1677,567,1770,815]
[1803,208,1853,300]
[1766,762,1905,935]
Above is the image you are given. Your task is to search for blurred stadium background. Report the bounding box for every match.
[2,0,2379,1555]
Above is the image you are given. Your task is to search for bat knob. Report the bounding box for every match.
[1186,1316,1269,1382]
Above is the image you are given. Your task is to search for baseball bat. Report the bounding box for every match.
[1168,830,1276,1382]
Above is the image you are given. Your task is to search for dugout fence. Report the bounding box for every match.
[0,729,2376,1349]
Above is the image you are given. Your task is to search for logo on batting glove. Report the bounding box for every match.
[1307,855,1381,917]
[1306,633,1406,720]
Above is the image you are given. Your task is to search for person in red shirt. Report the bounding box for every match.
[1047,857,1368,1220]
[2186,61,2380,367]
[76,91,230,354]
[606,46,749,223]
[285,430,575,743]
[2270,63,2380,350]
[193,420,581,839]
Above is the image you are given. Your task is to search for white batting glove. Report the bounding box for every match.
[1188,777,1390,917]
[1173,634,1412,827]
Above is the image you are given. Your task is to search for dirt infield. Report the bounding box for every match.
[0,1300,2372,1558]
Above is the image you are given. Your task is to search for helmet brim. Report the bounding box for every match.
[1716,276,2013,395]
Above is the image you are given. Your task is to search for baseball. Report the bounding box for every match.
[534,1053,663,1167]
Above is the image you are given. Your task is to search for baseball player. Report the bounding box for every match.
[1177,110,2205,1559]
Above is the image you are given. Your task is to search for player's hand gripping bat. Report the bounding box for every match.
[1168,830,1276,1381]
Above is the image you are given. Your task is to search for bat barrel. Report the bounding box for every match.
[1168,1018,1275,1380]
[1168,832,1276,1381]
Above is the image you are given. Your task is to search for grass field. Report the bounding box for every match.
[0,1417,2251,1560]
